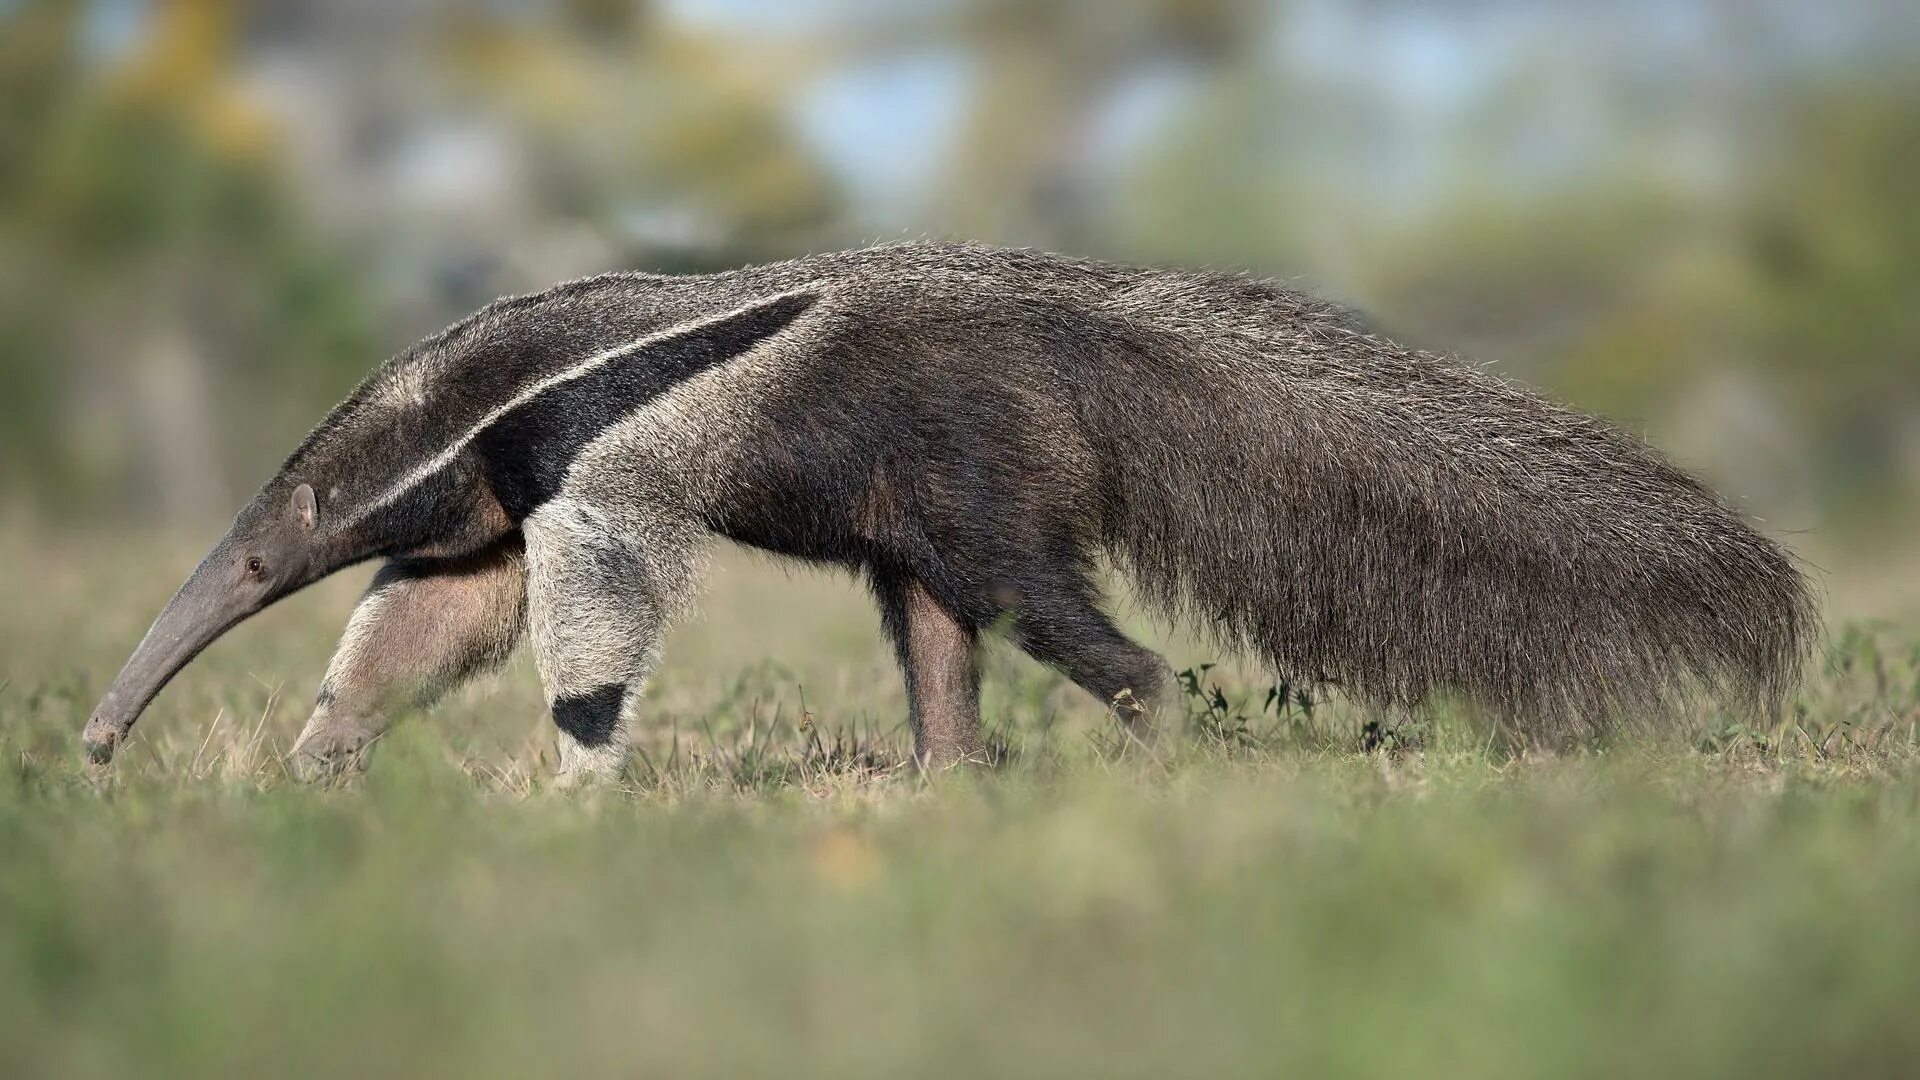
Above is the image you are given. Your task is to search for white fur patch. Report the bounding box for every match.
[375,364,432,409]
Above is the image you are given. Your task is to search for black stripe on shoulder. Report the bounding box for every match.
[475,291,817,520]
[551,684,626,747]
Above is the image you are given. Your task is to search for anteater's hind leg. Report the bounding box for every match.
[1007,576,1172,742]
[872,569,982,767]
[291,534,527,779]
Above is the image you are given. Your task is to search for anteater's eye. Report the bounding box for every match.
[245,557,264,577]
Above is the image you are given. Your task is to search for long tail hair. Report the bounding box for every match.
[1089,285,1817,737]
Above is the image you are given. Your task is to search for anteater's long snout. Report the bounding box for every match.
[85,559,253,764]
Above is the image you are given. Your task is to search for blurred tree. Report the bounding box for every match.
[439,2,843,273]
[1112,62,1323,275]
[0,0,376,521]
[921,0,1269,251]
[1736,78,1920,531]
[1349,71,1920,537]
[0,0,81,516]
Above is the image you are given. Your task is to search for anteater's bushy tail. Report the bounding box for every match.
[1091,284,1817,738]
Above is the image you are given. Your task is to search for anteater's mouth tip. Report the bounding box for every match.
[81,716,120,765]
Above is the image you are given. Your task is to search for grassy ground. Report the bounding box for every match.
[3,529,1919,1078]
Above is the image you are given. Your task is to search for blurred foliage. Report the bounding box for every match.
[0,0,377,516]
[1358,75,1920,536]
[439,8,842,259]
[0,0,1915,564]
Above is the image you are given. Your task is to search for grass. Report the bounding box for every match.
[3,528,1920,1078]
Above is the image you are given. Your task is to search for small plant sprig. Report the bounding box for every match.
[1176,664,1321,751]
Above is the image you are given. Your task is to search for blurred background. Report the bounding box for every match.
[2,0,1916,613]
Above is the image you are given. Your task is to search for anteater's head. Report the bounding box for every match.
[82,380,514,766]
[83,480,331,763]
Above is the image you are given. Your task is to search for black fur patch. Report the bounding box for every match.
[475,292,815,519]
[551,684,625,747]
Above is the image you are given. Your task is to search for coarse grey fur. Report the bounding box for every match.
[85,241,1817,782]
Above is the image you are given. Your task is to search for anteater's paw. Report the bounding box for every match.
[1107,687,1165,747]
[286,732,376,783]
[551,742,628,793]
[550,763,627,794]
[550,767,594,793]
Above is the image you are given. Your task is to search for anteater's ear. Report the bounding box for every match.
[291,483,318,531]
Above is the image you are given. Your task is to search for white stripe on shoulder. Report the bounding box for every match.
[338,290,814,530]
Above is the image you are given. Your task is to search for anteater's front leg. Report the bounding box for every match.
[523,506,692,788]
[291,535,527,778]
